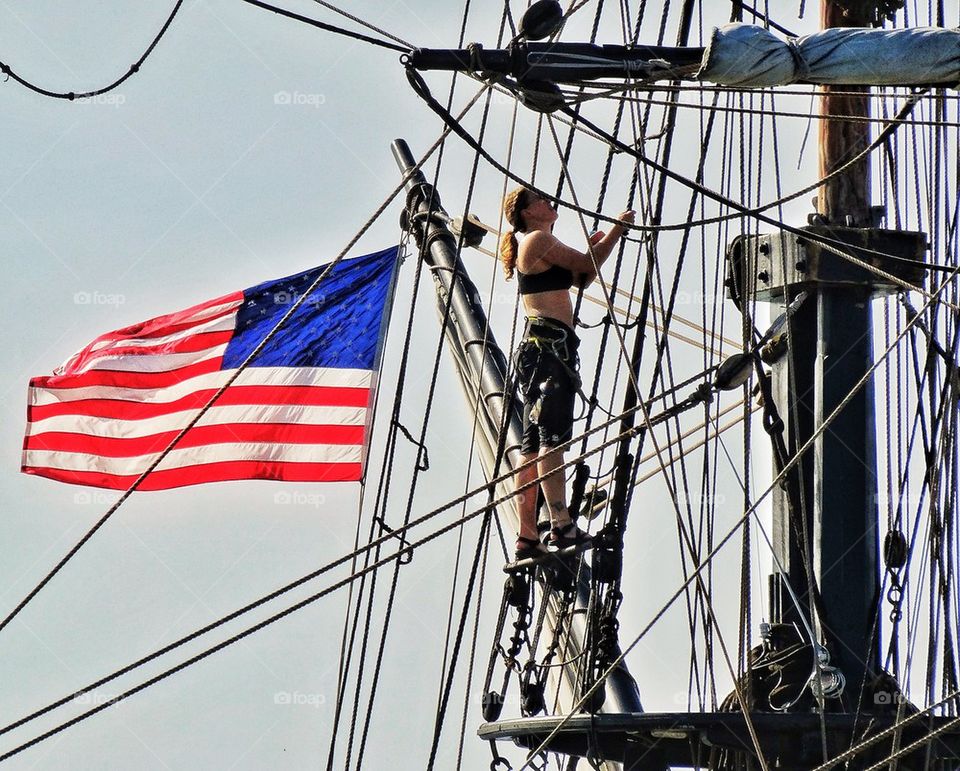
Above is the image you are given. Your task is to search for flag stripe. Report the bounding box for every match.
[24,460,362,491]
[70,345,230,375]
[29,366,372,403]
[89,316,237,353]
[25,442,362,475]
[29,358,225,391]
[64,295,242,372]
[28,385,371,422]
[77,330,235,363]
[28,404,367,438]
[25,423,366,456]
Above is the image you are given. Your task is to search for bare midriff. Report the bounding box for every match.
[522,288,574,328]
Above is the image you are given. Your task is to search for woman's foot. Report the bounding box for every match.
[515,536,550,561]
[549,520,592,549]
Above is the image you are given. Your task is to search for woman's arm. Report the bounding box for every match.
[521,211,635,286]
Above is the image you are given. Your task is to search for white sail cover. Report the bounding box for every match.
[697,23,960,88]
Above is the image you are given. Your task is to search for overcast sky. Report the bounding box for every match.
[2,2,954,769]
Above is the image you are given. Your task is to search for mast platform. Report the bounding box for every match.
[479,711,960,769]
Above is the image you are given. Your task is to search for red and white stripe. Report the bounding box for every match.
[22,292,374,490]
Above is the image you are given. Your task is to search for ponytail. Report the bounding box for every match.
[500,229,518,280]
[501,186,532,281]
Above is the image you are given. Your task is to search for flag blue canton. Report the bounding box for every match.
[223,246,399,370]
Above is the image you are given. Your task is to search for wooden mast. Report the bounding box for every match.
[818,2,873,226]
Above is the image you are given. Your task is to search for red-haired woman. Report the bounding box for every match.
[501,187,634,561]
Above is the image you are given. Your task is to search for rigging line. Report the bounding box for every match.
[862,714,960,771]
[736,1,798,35]
[484,80,612,144]
[577,81,960,101]
[0,395,689,762]
[237,0,409,52]
[0,91,480,639]
[331,229,429,765]
[429,0,493,725]
[564,0,638,494]
[548,86,770,765]
[543,116,644,400]
[629,403,756,488]
[806,689,960,771]
[1,354,716,742]
[462,214,741,348]
[453,522,492,771]
[415,69,953,282]
[642,296,740,349]
[569,106,960,310]
[328,231,412,769]
[307,0,414,48]
[708,405,826,660]
[435,63,523,761]
[426,515,491,770]
[543,104,722,620]
[355,65,511,771]
[0,0,184,99]
[598,92,960,129]
[579,292,730,351]
[515,264,960,771]
[620,90,728,535]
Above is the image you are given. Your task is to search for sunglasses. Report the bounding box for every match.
[521,190,546,208]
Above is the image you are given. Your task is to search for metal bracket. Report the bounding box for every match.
[726,226,927,303]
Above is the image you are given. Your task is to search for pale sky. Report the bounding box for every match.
[2,2,952,769]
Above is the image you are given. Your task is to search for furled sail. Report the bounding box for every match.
[698,23,960,87]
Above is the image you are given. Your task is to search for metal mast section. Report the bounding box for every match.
[390,138,643,716]
[731,0,921,709]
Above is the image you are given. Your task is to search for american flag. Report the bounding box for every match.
[22,247,399,490]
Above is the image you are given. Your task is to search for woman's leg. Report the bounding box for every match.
[538,445,571,528]
[516,452,541,544]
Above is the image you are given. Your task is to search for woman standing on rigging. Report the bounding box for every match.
[501,187,635,561]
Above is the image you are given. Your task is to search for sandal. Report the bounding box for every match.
[549,521,593,549]
[536,520,552,545]
[515,536,550,561]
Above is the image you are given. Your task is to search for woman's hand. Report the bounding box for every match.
[617,210,636,226]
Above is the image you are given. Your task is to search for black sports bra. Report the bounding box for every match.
[517,263,574,295]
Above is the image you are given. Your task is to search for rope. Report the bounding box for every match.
[0,391,715,761]
[411,68,958,287]
[0,369,716,744]
[238,0,408,52]
[807,690,960,771]
[426,515,491,770]
[0,88,489,642]
[600,92,960,130]
[568,109,960,309]
[0,0,185,99]
[307,0,414,48]
[515,264,960,770]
